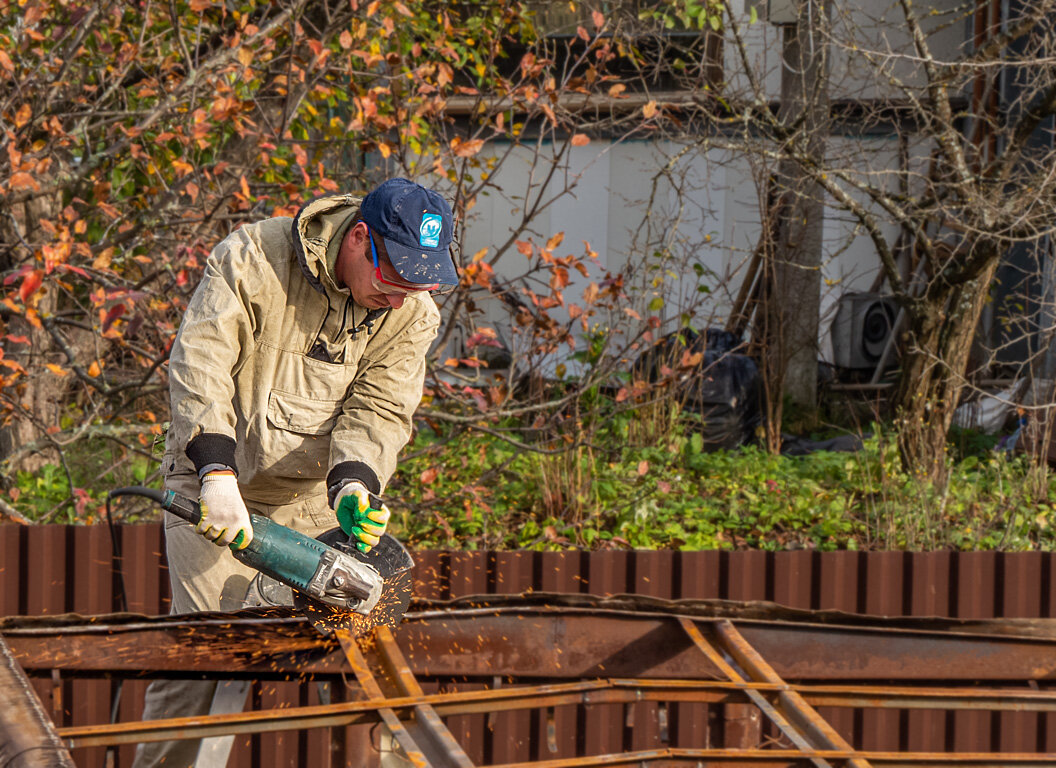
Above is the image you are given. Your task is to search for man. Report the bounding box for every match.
[133,178,457,768]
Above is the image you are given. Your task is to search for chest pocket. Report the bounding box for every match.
[267,390,342,435]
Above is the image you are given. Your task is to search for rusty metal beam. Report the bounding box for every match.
[677,617,834,768]
[484,749,1056,767]
[372,625,475,767]
[7,608,1056,682]
[335,628,430,767]
[54,676,1056,750]
[708,619,871,768]
[0,636,74,768]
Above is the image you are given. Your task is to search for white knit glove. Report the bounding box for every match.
[196,472,253,550]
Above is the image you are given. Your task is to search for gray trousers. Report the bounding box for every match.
[132,474,335,768]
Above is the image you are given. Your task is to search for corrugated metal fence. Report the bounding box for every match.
[2,523,1055,766]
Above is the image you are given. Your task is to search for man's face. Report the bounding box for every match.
[336,222,422,310]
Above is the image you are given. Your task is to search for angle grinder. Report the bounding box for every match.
[109,486,414,635]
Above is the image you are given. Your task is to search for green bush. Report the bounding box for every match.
[386,417,1056,552]
[8,410,1054,553]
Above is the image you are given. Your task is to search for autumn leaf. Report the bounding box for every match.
[8,172,40,191]
[0,49,13,75]
[18,271,42,304]
[339,30,353,49]
[451,137,484,157]
[189,0,210,12]
[637,460,649,476]
[14,103,31,128]
[546,232,564,251]
[87,361,102,377]
[45,364,68,377]
[420,467,439,484]
[592,9,605,29]
[570,133,590,146]
[642,100,658,118]
[515,240,533,256]
[471,247,488,263]
[608,83,626,98]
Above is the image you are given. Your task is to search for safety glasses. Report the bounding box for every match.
[368,228,440,294]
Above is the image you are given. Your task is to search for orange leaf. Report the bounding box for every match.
[451,137,484,158]
[515,240,533,256]
[608,83,626,98]
[570,133,590,146]
[642,100,658,119]
[18,270,42,304]
[8,172,40,191]
[239,175,250,199]
[189,0,210,13]
[87,361,102,377]
[637,460,649,476]
[592,9,605,29]
[14,103,31,128]
[420,467,439,484]
[546,232,564,251]
[393,1,413,16]
[339,30,353,49]
[45,364,68,377]
[0,49,14,74]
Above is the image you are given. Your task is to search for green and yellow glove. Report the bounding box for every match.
[333,481,390,553]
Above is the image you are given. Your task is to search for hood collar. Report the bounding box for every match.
[290,194,362,294]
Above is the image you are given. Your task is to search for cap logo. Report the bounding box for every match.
[419,212,442,248]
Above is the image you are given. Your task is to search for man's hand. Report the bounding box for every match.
[334,481,390,553]
[196,471,253,550]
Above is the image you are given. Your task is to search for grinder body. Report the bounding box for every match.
[111,486,385,615]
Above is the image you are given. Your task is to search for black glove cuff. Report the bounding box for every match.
[186,433,238,477]
[327,461,380,507]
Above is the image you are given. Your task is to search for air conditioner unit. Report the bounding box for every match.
[830,292,898,370]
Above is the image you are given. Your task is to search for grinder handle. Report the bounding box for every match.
[108,486,202,526]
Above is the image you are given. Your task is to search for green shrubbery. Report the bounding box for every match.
[7,407,1054,552]
[385,415,1056,552]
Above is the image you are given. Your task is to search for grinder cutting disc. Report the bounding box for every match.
[294,529,414,637]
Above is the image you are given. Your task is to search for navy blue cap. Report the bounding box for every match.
[360,178,458,286]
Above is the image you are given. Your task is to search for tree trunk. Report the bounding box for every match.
[768,0,831,416]
[894,260,1000,485]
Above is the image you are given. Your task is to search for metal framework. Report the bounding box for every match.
[3,594,1056,766]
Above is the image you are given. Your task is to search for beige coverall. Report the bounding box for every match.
[133,195,439,768]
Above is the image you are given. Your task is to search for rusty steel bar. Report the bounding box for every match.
[676,617,832,767]
[710,619,872,768]
[0,636,75,768]
[372,625,476,768]
[486,747,1056,767]
[8,607,1056,682]
[335,628,429,767]
[56,676,1056,749]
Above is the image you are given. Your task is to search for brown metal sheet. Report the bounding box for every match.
[906,551,952,754]
[953,552,999,754]
[490,552,536,765]
[674,550,721,751]
[445,551,489,762]
[0,525,23,617]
